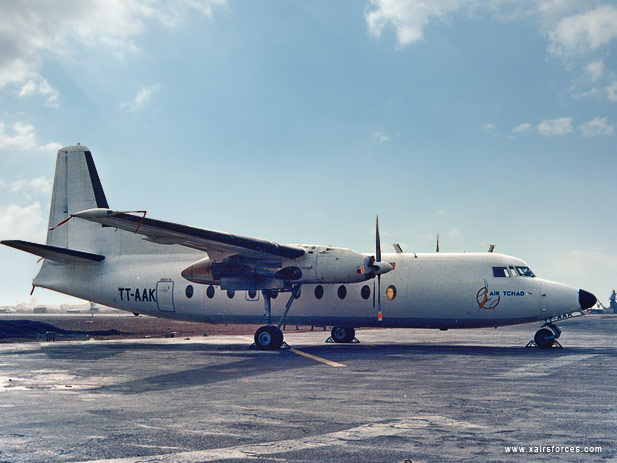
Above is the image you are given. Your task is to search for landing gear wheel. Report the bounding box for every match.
[534,328,555,349]
[254,326,284,350]
[330,326,355,343]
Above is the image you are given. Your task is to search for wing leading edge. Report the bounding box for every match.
[73,209,305,262]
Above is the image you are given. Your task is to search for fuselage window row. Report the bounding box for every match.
[199,284,378,301]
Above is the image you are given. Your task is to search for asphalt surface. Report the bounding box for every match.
[0,316,615,463]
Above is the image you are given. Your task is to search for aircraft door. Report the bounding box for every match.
[540,281,548,316]
[156,280,176,312]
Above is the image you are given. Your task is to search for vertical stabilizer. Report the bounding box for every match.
[43,144,192,257]
[46,144,109,253]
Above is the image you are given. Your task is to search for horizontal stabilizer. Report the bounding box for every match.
[1,240,105,264]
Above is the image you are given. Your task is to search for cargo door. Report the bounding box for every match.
[156,280,175,312]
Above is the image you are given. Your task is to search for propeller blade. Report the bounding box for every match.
[436,233,440,253]
[376,215,381,262]
[372,278,376,308]
[377,274,382,322]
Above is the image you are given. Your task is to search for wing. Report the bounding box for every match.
[73,208,305,262]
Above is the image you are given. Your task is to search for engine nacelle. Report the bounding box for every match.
[181,258,218,285]
[181,247,393,288]
[181,258,257,285]
[309,247,378,284]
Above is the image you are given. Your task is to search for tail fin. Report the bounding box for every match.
[46,144,109,253]
[43,144,192,257]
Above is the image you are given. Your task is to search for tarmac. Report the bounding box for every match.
[0,315,615,463]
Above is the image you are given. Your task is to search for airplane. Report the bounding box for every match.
[2,144,597,350]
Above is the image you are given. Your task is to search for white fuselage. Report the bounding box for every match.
[34,251,581,329]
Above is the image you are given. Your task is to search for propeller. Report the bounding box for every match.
[370,216,393,322]
[376,216,382,321]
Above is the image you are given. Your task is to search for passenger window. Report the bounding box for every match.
[492,267,510,278]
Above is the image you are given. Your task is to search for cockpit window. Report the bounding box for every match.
[516,266,535,277]
[493,267,510,278]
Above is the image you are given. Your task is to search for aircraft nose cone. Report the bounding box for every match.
[579,289,597,310]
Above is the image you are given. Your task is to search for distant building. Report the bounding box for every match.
[33,307,47,313]
[89,302,99,313]
[610,290,617,314]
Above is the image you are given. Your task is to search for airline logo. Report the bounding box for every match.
[477,282,529,309]
[476,281,500,309]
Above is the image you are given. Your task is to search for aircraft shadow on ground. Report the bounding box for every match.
[294,342,613,358]
[29,340,613,395]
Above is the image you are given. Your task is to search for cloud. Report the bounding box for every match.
[416,232,436,243]
[364,1,617,70]
[120,84,160,111]
[446,227,461,239]
[18,77,59,107]
[365,0,464,46]
[371,131,391,143]
[0,121,61,152]
[537,117,573,136]
[578,117,615,137]
[513,122,532,133]
[584,60,605,81]
[482,123,496,132]
[548,5,617,56]
[0,0,226,92]
[608,81,617,102]
[9,177,53,198]
[0,202,46,242]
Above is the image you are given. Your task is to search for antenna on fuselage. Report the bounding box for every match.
[482,243,496,253]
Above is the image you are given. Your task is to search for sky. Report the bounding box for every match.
[0,0,616,307]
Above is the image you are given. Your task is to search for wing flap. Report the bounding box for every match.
[73,209,305,261]
[2,240,105,264]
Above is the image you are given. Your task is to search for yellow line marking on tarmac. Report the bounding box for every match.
[289,348,346,367]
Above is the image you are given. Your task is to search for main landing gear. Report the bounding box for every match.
[326,326,359,344]
[527,323,562,349]
[253,285,301,350]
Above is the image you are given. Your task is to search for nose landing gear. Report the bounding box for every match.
[527,323,562,349]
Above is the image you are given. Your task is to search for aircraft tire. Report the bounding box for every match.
[534,328,554,349]
[255,325,283,350]
[331,326,355,343]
